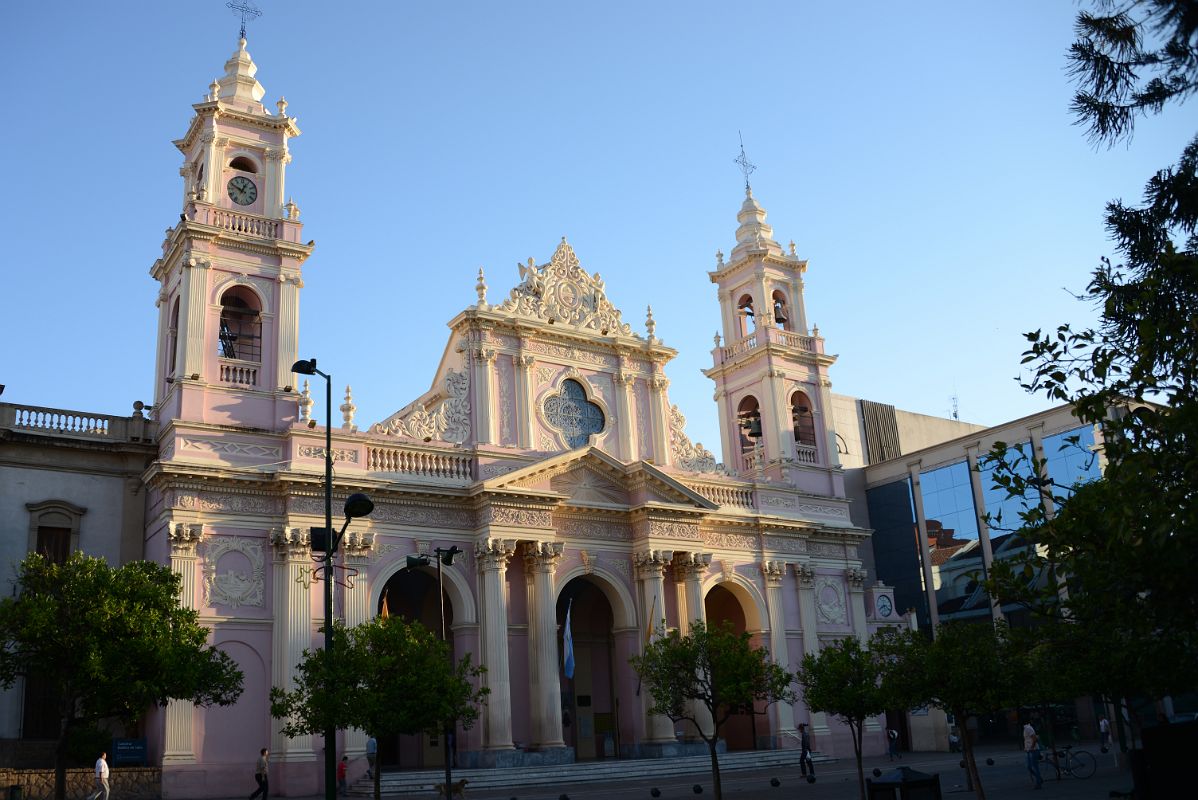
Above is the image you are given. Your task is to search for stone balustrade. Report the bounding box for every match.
[197,206,280,238]
[720,326,821,361]
[682,479,755,509]
[218,359,258,386]
[794,443,819,464]
[366,444,473,482]
[0,403,151,443]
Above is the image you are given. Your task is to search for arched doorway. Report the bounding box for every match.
[376,568,453,770]
[704,584,758,752]
[557,577,619,760]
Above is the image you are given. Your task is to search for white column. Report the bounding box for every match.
[342,534,373,757]
[270,528,315,760]
[714,389,735,474]
[615,372,637,461]
[762,561,796,740]
[635,550,675,743]
[264,147,288,219]
[789,278,808,335]
[516,354,536,448]
[524,542,566,749]
[163,524,204,763]
[756,272,773,330]
[647,375,670,466]
[907,463,940,630]
[815,377,841,468]
[276,275,301,391]
[179,257,210,379]
[473,348,497,446]
[1028,424,1057,519]
[200,131,221,202]
[153,289,170,393]
[476,538,516,750]
[965,445,1003,622]
[677,553,714,740]
[794,563,830,737]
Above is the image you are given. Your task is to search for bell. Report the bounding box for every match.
[773,302,788,325]
[744,416,763,439]
[740,305,755,318]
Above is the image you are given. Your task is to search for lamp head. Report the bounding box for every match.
[291,358,318,375]
[343,493,374,519]
[406,554,431,570]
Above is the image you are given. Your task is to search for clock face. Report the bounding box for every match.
[227,176,257,206]
[876,595,893,617]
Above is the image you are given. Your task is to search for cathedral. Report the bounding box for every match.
[7,35,1108,798]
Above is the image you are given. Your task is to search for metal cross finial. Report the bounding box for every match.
[226,0,262,40]
[735,131,756,192]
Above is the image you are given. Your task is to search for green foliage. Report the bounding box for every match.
[0,552,244,800]
[270,615,487,800]
[1069,0,1198,145]
[630,620,795,800]
[798,632,913,800]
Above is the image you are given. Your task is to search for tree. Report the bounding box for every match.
[0,552,244,800]
[630,620,796,800]
[797,634,905,800]
[1069,0,1198,145]
[270,615,487,800]
[884,623,1020,800]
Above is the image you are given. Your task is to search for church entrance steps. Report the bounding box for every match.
[351,749,832,795]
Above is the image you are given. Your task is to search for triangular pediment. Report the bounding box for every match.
[477,447,716,511]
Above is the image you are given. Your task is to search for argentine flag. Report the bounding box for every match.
[563,599,575,679]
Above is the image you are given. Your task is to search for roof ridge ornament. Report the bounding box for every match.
[226,0,262,41]
[495,240,633,336]
[734,131,756,193]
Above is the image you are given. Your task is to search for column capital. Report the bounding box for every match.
[270,527,310,560]
[517,354,536,370]
[761,559,787,587]
[473,347,498,364]
[523,540,564,572]
[169,523,205,556]
[634,549,674,579]
[616,371,637,388]
[341,530,374,559]
[475,538,517,571]
[673,551,712,582]
[648,375,669,392]
[845,567,868,590]
[795,562,816,588]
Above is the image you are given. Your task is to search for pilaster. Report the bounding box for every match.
[524,541,566,749]
[163,523,204,763]
[516,352,536,448]
[647,375,670,466]
[815,377,840,468]
[794,562,829,737]
[276,274,302,391]
[178,256,210,380]
[476,538,516,750]
[270,528,315,760]
[342,531,374,756]
[635,549,675,743]
[473,347,497,445]
[674,551,714,741]
[762,560,795,739]
[615,370,637,461]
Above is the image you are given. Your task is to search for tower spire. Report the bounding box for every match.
[734,131,756,193]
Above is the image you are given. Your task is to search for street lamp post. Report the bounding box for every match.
[292,358,374,800]
[406,545,462,797]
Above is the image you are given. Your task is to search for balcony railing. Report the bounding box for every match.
[367,445,473,482]
[189,205,281,239]
[720,326,821,361]
[1,403,149,443]
[219,359,259,387]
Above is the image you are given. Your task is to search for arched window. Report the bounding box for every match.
[736,395,762,468]
[218,286,262,363]
[771,289,791,331]
[791,390,817,450]
[228,155,258,173]
[737,294,756,337]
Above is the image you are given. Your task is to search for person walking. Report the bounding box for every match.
[249,748,269,800]
[337,756,348,796]
[798,722,815,778]
[365,736,377,780]
[887,728,901,761]
[87,752,109,800]
[1099,716,1111,751]
[1023,719,1043,790]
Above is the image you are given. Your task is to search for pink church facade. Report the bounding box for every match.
[51,39,910,797]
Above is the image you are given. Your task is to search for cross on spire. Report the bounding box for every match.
[226,0,262,40]
[735,131,756,192]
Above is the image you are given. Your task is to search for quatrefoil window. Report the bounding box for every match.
[544,379,605,448]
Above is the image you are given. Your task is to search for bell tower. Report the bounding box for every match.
[150,38,313,431]
[704,186,844,497]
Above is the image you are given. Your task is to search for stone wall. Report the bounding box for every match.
[0,768,159,800]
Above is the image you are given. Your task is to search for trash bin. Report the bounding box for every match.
[8,784,23,800]
[866,766,942,800]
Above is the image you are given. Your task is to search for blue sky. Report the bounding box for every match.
[1,2,1192,454]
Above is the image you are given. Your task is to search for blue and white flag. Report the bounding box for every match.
[563,598,575,679]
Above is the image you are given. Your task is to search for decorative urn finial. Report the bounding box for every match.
[340,385,357,432]
[476,267,488,310]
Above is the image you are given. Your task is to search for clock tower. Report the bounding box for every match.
[150,38,313,431]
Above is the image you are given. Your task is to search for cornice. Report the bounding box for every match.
[174,106,300,153]
[702,346,836,381]
[449,310,678,362]
[707,252,807,283]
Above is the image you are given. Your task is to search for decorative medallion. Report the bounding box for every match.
[203,536,265,609]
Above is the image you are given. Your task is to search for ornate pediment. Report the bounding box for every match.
[372,368,470,443]
[551,465,630,506]
[496,239,633,335]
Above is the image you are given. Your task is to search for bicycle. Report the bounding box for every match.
[1046,744,1096,779]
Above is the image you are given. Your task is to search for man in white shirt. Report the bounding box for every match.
[1023,721,1043,789]
[88,752,110,800]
